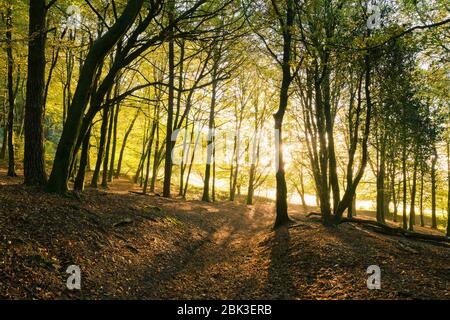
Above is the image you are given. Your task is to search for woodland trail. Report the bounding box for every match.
[0,171,449,299]
[139,201,276,299]
[132,194,450,300]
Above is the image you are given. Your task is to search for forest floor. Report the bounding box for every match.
[0,168,449,299]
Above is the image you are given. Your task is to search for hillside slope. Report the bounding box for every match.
[0,173,448,299]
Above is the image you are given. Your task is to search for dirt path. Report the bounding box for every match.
[141,202,274,299]
[0,171,448,299]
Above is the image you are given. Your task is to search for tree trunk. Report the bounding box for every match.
[101,102,115,188]
[136,119,149,186]
[272,0,294,228]
[402,144,408,230]
[115,110,138,178]
[431,148,437,229]
[446,139,449,237]
[230,130,241,201]
[179,121,191,196]
[5,1,16,177]
[184,123,202,198]
[247,162,255,205]
[74,126,91,191]
[108,103,119,181]
[162,0,175,198]
[274,115,290,228]
[150,117,160,193]
[91,108,109,188]
[391,162,398,222]
[46,0,144,193]
[409,156,418,231]
[348,194,357,218]
[419,165,424,227]
[0,115,7,160]
[212,134,216,202]
[143,115,157,194]
[376,137,386,224]
[202,67,218,202]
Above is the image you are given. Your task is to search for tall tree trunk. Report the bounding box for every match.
[162,0,175,198]
[150,117,160,193]
[101,103,115,188]
[323,70,340,215]
[212,133,216,202]
[273,0,294,228]
[419,165,425,227]
[348,194,357,218]
[391,162,398,222]
[108,103,119,181]
[143,113,157,194]
[184,123,202,198]
[247,162,256,205]
[230,130,241,201]
[409,156,418,231]
[74,126,91,191]
[91,108,109,188]
[5,1,16,177]
[0,114,7,160]
[179,121,190,196]
[402,144,408,230]
[115,110,138,178]
[376,138,386,223]
[446,139,449,237]
[431,147,437,229]
[136,119,149,185]
[202,66,218,202]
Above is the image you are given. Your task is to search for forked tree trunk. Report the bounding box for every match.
[46,0,144,193]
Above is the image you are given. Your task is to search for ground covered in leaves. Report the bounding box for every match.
[0,171,449,299]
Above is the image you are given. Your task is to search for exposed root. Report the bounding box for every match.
[338,217,450,244]
[306,212,322,218]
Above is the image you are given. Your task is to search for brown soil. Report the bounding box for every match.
[0,170,448,299]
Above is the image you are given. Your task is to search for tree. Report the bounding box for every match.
[4,0,16,177]
[46,0,147,192]
[23,0,52,185]
[162,0,176,197]
[447,136,450,237]
[244,0,298,226]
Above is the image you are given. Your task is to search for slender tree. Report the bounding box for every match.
[5,0,16,177]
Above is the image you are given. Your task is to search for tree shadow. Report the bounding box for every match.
[264,226,296,299]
